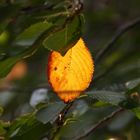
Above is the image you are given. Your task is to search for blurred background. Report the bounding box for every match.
[0,0,140,140]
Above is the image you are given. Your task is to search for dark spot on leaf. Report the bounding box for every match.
[54,67,57,71]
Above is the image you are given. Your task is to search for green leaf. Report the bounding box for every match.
[36,102,66,124]
[86,87,140,110]
[54,108,115,140]
[125,78,140,90]
[87,90,126,106]
[92,101,110,107]
[132,107,140,119]
[0,21,54,78]
[43,15,83,55]
[6,113,52,140]
[121,82,140,109]
[0,44,37,78]
[0,55,21,78]
[0,121,10,136]
[14,21,53,46]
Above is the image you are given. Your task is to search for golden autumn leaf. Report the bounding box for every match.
[47,38,94,103]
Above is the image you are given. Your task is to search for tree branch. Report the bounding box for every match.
[88,17,140,87]
[74,108,125,140]
[49,101,74,140]
[56,101,74,126]
[95,17,140,64]
[20,0,83,16]
[21,4,54,14]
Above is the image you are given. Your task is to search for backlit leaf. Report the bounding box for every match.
[47,38,94,102]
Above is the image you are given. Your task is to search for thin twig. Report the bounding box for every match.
[74,108,125,140]
[57,101,74,125]
[88,17,140,87]
[49,101,74,140]
[95,17,140,63]
[21,4,54,14]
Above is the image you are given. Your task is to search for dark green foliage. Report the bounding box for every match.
[6,113,52,140]
[0,0,140,140]
[36,102,66,124]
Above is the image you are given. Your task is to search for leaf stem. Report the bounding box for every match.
[49,101,74,140]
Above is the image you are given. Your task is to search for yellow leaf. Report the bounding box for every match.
[47,38,94,103]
